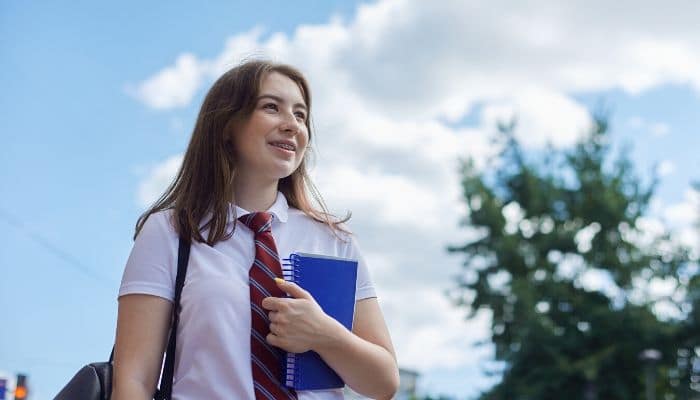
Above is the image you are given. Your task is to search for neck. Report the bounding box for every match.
[233,172,279,212]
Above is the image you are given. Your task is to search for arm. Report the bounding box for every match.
[264,280,399,400]
[111,294,172,400]
[316,298,399,399]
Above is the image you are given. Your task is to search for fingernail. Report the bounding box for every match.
[275,277,285,284]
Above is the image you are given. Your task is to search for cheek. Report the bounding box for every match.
[234,132,259,155]
[297,135,309,158]
[299,130,310,150]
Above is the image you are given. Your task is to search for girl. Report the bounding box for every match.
[112,60,399,400]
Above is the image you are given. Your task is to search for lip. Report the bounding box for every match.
[268,140,297,152]
[268,142,296,156]
[269,139,296,149]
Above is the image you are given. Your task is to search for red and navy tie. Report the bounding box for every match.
[239,212,297,400]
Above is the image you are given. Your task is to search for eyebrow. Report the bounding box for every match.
[256,94,307,111]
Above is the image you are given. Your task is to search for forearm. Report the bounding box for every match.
[315,318,399,400]
[111,377,153,400]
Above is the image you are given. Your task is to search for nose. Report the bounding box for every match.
[280,112,301,135]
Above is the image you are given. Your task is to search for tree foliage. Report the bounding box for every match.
[448,115,697,399]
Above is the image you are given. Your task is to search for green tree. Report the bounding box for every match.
[448,115,694,399]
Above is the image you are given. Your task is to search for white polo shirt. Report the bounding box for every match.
[118,192,376,400]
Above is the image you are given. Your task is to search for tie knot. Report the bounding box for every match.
[238,212,273,235]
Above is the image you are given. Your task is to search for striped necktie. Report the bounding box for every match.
[239,212,297,400]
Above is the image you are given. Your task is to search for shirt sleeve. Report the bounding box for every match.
[343,234,377,301]
[118,210,179,302]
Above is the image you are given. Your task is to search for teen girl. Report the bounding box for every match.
[112,60,399,400]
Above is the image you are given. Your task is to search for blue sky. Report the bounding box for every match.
[2,1,700,399]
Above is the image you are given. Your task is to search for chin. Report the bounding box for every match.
[268,168,298,182]
[256,159,302,182]
[274,163,301,178]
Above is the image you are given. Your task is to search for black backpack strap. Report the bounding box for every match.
[112,212,191,400]
[156,234,191,400]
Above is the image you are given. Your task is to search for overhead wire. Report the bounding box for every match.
[0,206,116,287]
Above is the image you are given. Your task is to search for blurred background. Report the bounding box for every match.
[2,1,700,399]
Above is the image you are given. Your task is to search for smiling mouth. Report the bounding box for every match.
[269,142,296,151]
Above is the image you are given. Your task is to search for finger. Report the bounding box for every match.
[274,277,312,300]
[269,311,287,325]
[266,333,282,348]
[269,322,284,336]
[268,310,279,323]
[261,296,283,311]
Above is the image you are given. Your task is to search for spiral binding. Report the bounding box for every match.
[281,254,302,284]
[281,254,302,387]
[285,354,297,386]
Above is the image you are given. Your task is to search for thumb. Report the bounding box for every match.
[275,277,312,300]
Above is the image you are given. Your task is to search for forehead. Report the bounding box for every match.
[259,72,306,106]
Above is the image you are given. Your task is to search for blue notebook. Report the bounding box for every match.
[281,252,358,390]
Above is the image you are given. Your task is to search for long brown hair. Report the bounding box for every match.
[134,59,349,244]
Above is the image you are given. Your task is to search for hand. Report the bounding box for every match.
[261,278,342,353]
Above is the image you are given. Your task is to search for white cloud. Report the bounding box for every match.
[140,2,700,107]
[126,53,207,110]
[137,154,183,207]
[125,28,269,109]
[480,86,593,147]
[129,0,700,389]
[380,288,492,369]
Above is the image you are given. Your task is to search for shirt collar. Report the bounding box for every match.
[232,191,289,223]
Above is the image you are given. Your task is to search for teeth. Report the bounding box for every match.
[272,142,294,151]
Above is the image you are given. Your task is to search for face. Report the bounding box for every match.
[231,71,309,183]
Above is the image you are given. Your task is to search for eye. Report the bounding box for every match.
[262,102,278,111]
[294,111,307,121]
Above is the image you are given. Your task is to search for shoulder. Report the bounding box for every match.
[136,209,179,243]
[286,208,354,244]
